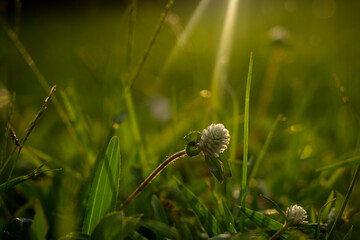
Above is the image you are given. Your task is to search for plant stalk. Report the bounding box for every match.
[117,149,186,211]
[270,223,289,240]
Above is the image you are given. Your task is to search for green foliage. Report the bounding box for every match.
[82,137,121,235]
[174,177,222,237]
[30,200,48,240]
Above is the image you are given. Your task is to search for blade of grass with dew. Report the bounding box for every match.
[89,213,141,240]
[174,177,222,237]
[315,198,336,240]
[151,195,169,224]
[240,52,253,231]
[327,165,360,240]
[249,114,282,182]
[82,136,121,235]
[238,207,289,238]
[30,199,48,240]
[316,155,360,172]
[139,219,178,239]
[210,0,239,121]
[0,20,88,162]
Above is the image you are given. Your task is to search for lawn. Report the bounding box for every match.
[1,0,360,239]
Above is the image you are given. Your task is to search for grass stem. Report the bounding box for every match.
[117,149,186,211]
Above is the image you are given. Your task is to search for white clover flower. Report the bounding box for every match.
[286,205,308,226]
[199,123,230,158]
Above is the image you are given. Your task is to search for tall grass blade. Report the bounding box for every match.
[261,195,287,222]
[316,156,360,172]
[327,164,360,240]
[174,177,222,237]
[240,52,253,231]
[82,137,121,235]
[249,114,282,181]
[30,199,48,240]
[315,197,336,240]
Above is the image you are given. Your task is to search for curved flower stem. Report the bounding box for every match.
[117,149,186,211]
[269,223,289,240]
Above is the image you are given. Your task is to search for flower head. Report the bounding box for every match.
[286,205,307,226]
[199,123,230,157]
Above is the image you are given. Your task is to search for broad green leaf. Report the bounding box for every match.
[139,219,178,239]
[184,131,201,144]
[219,153,232,178]
[82,137,121,235]
[316,156,360,172]
[174,177,222,237]
[30,199,48,240]
[205,155,224,183]
[261,195,287,222]
[151,195,168,224]
[59,232,89,240]
[238,207,288,238]
[90,212,140,240]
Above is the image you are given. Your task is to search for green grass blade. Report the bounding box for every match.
[222,200,236,233]
[151,194,168,224]
[30,199,48,240]
[240,52,253,231]
[342,225,353,240]
[328,165,360,240]
[249,114,282,181]
[90,213,140,240]
[174,177,222,237]
[82,136,121,235]
[238,207,288,238]
[261,195,287,222]
[139,219,178,239]
[128,231,148,240]
[316,156,360,172]
[315,197,336,240]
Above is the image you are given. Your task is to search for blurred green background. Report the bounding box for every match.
[1,0,360,238]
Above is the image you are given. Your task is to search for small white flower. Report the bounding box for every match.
[199,123,230,157]
[286,205,308,226]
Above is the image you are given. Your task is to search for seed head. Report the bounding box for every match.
[286,205,307,226]
[199,123,230,157]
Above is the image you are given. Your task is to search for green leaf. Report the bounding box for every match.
[315,197,336,240]
[343,225,353,240]
[82,137,121,235]
[184,131,202,144]
[222,201,236,233]
[218,153,232,178]
[139,219,178,239]
[128,231,148,240]
[205,155,224,183]
[316,156,360,172]
[90,212,140,240]
[151,195,168,224]
[238,207,288,238]
[30,199,48,240]
[59,232,89,240]
[174,177,222,237]
[261,195,287,222]
[186,141,201,157]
